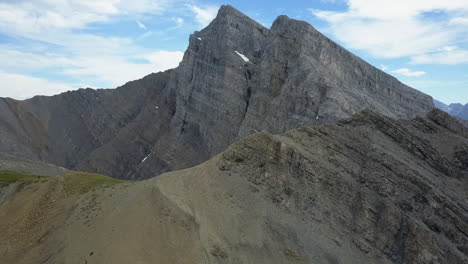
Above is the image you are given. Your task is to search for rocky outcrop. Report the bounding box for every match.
[218,108,468,263]
[1,109,466,264]
[0,5,434,179]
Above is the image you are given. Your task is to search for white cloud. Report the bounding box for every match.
[0,46,184,94]
[391,68,426,77]
[0,70,74,100]
[136,20,147,30]
[172,17,184,28]
[0,47,73,71]
[0,0,167,37]
[0,1,170,58]
[146,50,184,70]
[450,17,468,25]
[61,50,184,86]
[312,0,468,63]
[336,0,468,20]
[189,5,218,28]
[0,0,185,99]
[411,48,468,65]
[380,64,388,71]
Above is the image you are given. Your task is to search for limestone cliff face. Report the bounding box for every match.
[0,5,434,179]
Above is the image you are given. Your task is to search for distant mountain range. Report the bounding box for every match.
[434,100,468,120]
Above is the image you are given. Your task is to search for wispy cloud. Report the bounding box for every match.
[172,17,184,28]
[60,51,184,87]
[311,0,468,64]
[391,68,426,77]
[189,5,218,28]
[449,17,468,26]
[0,70,73,100]
[411,47,468,65]
[0,0,186,99]
[0,44,184,90]
[136,20,147,30]
[0,0,169,36]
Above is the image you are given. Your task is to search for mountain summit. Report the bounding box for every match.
[0,5,433,179]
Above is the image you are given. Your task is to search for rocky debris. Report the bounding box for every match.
[0,5,433,179]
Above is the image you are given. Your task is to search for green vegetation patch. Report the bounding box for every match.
[0,170,49,185]
[64,171,125,195]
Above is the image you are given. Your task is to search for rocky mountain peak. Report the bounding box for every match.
[184,5,267,69]
[217,5,250,19]
[204,4,266,33]
[271,14,314,33]
[0,5,434,179]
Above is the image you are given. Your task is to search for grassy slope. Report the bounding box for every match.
[0,170,125,193]
[0,169,127,264]
[0,171,49,185]
[63,171,125,195]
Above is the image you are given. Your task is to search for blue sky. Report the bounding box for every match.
[0,0,467,104]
